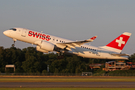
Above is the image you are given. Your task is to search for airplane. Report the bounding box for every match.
[3,28,131,60]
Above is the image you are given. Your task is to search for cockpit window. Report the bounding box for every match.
[10,28,16,31]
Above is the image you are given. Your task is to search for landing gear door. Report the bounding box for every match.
[21,30,27,37]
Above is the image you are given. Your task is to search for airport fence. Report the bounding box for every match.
[0,72,135,76]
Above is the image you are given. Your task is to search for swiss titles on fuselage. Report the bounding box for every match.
[28,31,50,41]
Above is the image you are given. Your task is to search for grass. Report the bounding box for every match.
[0,88,135,90]
[0,76,135,82]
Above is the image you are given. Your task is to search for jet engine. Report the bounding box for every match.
[36,41,55,53]
[36,46,49,53]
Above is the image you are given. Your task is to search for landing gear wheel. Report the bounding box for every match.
[12,44,15,47]
[57,52,64,59]
[57,55,64,59]
[12,41,16,47]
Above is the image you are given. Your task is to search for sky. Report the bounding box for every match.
[0,0,135,55]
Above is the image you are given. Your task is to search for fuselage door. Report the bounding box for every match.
[21,30,27,37]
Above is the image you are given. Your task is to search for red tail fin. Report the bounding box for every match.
[101,32,131,53]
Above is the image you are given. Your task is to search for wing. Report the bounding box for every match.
[56,36,97,51]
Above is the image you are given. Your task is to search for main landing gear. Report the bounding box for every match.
[57,51,64,59]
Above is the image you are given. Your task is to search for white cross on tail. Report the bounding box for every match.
[116,37,125,47]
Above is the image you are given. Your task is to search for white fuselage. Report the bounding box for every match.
[3,28,128,60]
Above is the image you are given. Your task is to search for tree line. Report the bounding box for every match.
[0,46,135,74]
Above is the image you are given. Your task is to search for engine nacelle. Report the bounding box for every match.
[36,46,49,53]
[35,40,62,53]
[40,41,55,51]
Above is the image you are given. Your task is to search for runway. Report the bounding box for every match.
[0,82,135,88]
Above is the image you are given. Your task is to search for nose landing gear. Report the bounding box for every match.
[12,39,17,47]
[12,41,15,47]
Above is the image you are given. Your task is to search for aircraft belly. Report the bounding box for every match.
[77,51,99,59]
[77,51,128,60]
[99,53,128,59]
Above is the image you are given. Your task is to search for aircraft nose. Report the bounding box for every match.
[3,30,9,36]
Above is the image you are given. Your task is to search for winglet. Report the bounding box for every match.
[86,36,97,42]
[90,36,97,40]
